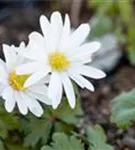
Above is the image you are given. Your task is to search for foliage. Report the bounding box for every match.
[23,119,52,148]
[86,125,114,150]
[0,93,83,150]
[88,0,135,65]
[111,89,135,128]
[21,98,83,149]
[41,132,84,150]
[0,139,5,150]
[0,103,29,150]
[41,125,114,150]
[89,13,113,38]
[0,103,19,139]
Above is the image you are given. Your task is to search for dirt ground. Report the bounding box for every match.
[81,61,135,150]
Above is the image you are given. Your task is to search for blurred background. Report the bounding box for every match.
[0,0,135,150]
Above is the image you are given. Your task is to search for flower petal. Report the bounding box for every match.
[69,42,100,61]
[24,68,50,87]
[75,65,106,79]
[19,41,26,49]
[73,74,94,91]
[48,72,62,109]
[27,86,52,105]
[28,31,45,56]
[40,15,50,39]
[78,42,100,54]
[70,24,90,47]
[3,44,17,71]
[15,62,41,75]
[21,93,43,117]
[19,32,45,61]
[15,91,28,115]
[61,72,75,109]
[2,86,15,112]
[59,14,70,50]
[0,59,8,85]
[68,71,84,88]
[50,11,63,50]
[29,85,48,95]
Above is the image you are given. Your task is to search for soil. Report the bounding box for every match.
[0,2,135,150]
[81,62,135,150]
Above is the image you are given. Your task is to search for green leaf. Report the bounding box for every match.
[46,98,83,125]
[54,122,73,133]
[126,24,135,65]
[41,132,84,150]
[0,140,5,150]
[117,0,133,24]
[24,119,52,148]
[0,102,19,139]
[89,14,113,38]
[86,125,114,150]
[90,0,114,14]
[23,95,83,148]
[8,143,30,150]
[128,47,135,65]
[111,89,135,128]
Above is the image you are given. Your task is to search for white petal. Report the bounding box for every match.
[40,15,50,41]
[50,11,63,49]
[48,72,62,109]
[21,93,43,117]
[0,59,8,85]
[61,72,75,109]
[20,32,45,61]
[28,91,51,105]
[15,62,41,75]
[2,86,15,112]
[24,69,50,87]
[19,41,25,49]
[29,85,48,95]
[70,72,94,91]
[21,50,45,61]
[27,86,52,105]
[3,44,17,71]
[77,42,100,54]
[27,32,45,59]
[0,84,4,95]
[68,71,84,88]
[76,65,106,79]
[29,31,44,44]
[14,92,28,115]
[70,55,92,64]
[69,42,100,61]
[59,14,70,50]
[0,58,6,68]
[70,24,90,47]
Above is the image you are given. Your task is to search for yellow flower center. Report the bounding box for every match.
[48,51,70,71]
[9,72,30,91]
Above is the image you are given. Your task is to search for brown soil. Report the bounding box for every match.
[81,64,135,150]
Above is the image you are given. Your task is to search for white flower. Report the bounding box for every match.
[16,11,106,109]
[0,42,51,117]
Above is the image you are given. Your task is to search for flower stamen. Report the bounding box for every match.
[9,72,30,91]
[48,51,70,71]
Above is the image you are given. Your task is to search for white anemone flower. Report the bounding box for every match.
[0,43,51,117]
[16,11,106,109]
